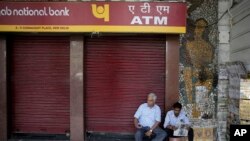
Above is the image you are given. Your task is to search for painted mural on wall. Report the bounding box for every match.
[179,0,218,127]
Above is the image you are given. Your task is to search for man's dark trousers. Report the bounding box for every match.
[135,126,167,141]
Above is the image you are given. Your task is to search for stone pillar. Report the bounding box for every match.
[0,36,7,140]
[217,1,231,140]
[70,36,84,141]
[218,0,230,64]
[217,64,229,141]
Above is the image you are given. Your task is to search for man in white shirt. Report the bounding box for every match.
[134,93,167,141]
[164,102,193,141]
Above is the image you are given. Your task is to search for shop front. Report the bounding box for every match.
[0,1,186,141]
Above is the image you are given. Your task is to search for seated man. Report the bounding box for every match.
[164,102,194,141]
[134,93,167,141]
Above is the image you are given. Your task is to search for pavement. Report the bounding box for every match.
[8,133,136,141]
[9,137,135,141]
[85,133,135,141]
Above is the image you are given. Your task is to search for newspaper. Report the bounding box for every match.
[173,124,189,136]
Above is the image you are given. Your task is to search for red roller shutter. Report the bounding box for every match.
[9,36,70,134]
[85,35,166,134]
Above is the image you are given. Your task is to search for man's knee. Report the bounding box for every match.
[162,130,167,138]
[156,129,167,138]
[165,128,173,137]
[187,128,194,141]
[188,128,194,135]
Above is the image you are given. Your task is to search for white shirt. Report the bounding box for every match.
[134,103,161,128]
[163,110,190,128]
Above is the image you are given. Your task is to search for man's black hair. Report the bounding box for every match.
[173,102,182,109]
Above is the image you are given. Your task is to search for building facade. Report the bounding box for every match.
[2,0,243,141]
[0,1,186,141]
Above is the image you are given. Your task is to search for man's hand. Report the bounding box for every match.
[167,125,172,129]
[167,125,178,130]
[145,130,152,137]
[135,124,142,129]
[134,118,142,129]
[172,126,178,131]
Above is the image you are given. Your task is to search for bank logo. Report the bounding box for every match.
[91,4,109,22]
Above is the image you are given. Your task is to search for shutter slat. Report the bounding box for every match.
[85,35,166,134]
[10,36,70,134]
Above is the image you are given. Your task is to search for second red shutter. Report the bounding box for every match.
[85,35,166,134]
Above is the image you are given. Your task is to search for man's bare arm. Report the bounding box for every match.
[134,118,141,129]
[145,121,160,137]
[150,121,160,131]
